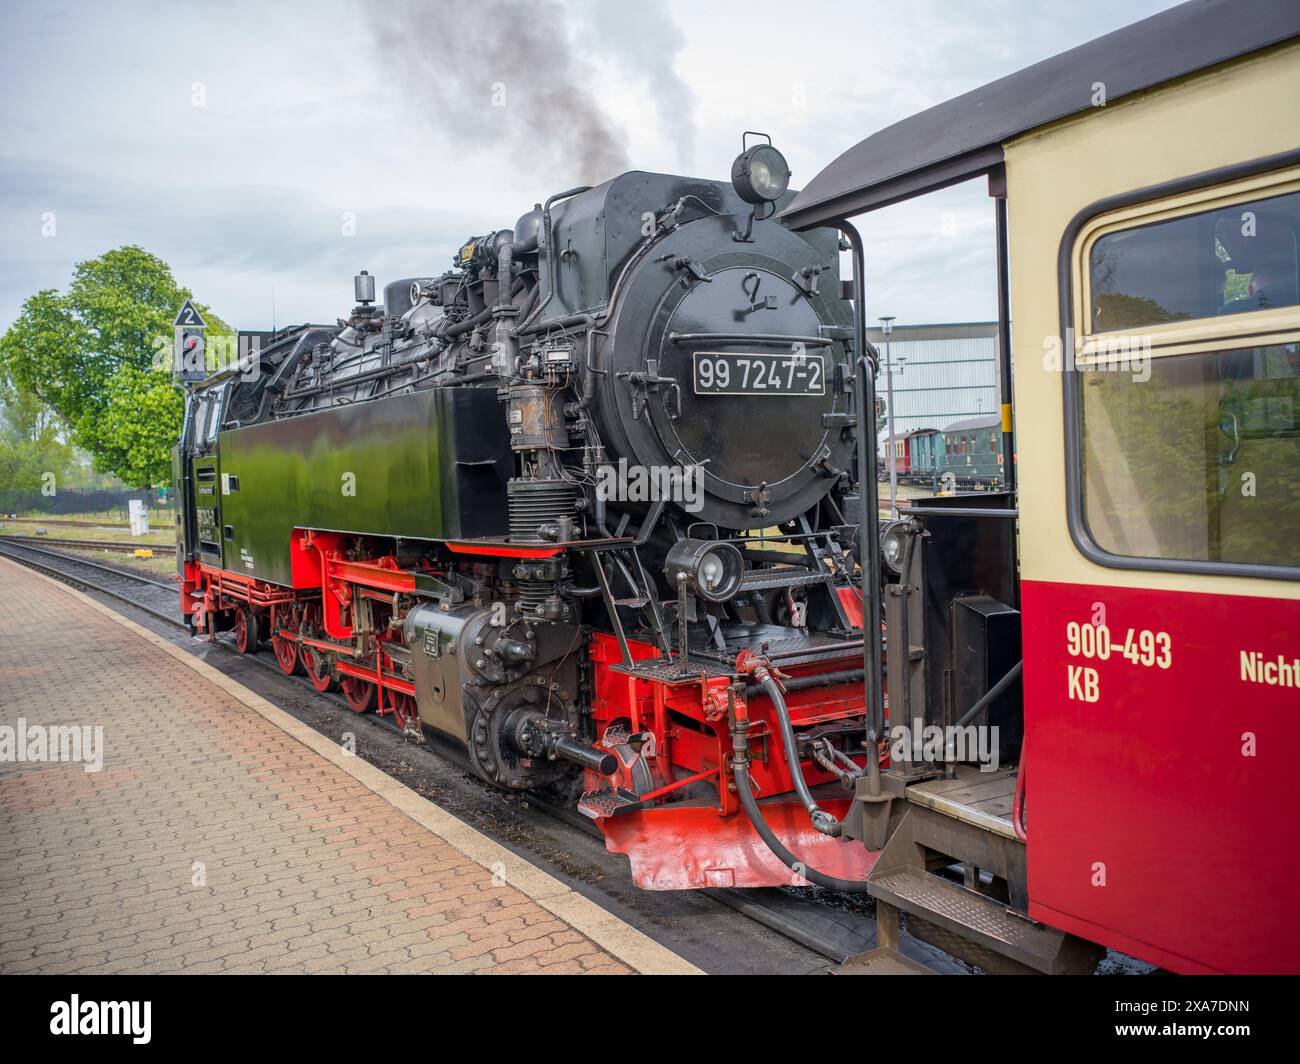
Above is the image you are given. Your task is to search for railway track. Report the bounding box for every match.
[0,533,178,555]
[0,536,955,971]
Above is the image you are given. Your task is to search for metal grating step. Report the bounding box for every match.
[870,867,1066,973]
[740,568,834,592]
[576,787,642,819]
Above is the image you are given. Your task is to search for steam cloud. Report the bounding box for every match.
[371,0,694,185]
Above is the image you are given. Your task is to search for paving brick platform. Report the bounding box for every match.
[0,557,699,975]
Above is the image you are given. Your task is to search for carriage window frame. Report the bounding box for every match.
[1061,154,1300,582]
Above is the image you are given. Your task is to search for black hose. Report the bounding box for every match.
[745,668,863,698]
[731,722,870,892]
[756,669,841,837]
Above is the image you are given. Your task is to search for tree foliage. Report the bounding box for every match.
[0,375,75,493]
[0,246,232,487]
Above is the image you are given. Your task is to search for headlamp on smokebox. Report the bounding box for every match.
[665,539,745,603]
[732,134,791,205]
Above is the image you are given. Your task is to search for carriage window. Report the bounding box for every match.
[1089,189,1300,332]
[1080,342,1300,567]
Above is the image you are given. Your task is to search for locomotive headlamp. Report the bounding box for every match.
[664,539,745,603]
[879,519,909,576]
[731,137,791,205]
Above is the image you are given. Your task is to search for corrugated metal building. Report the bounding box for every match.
[864,322,1004,435]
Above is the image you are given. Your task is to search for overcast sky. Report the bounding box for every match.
[0,0,1184,334]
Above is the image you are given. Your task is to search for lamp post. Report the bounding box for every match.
[879,316,898,517]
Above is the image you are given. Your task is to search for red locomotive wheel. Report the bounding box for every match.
[298,604,336,692]
[272,604,303,676]
[340,675,376,713]
[232,606,259,655]
[302,648,335,692]
[389,692,420,734]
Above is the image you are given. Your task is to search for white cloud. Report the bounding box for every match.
[0,0,1184,333]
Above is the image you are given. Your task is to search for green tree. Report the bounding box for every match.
[0,376,74,494]
[80,365,187,489]
[0,246,232,487]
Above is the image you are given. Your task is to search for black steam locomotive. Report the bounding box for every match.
[176,138,880,889]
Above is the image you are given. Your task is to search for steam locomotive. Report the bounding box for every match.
[175,138,882,889]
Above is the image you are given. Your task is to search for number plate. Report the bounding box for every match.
[692,351,826,396]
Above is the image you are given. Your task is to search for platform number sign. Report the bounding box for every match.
[173,299,208,384]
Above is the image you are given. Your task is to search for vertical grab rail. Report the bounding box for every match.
[832,219,885,797]
[1012,754,1028,842]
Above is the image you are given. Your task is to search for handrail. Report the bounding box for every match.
[667,332,833,346]
[1012,757,1028,842]
[901,506,1019,519]
[834,218,886,801]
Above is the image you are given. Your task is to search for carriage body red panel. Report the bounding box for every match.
[1022,579,1300,973]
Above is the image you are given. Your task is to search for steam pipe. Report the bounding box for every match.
[515,185,592,334]
[515,194,676,340]
[574,325,599,410]
[495,236,513,306]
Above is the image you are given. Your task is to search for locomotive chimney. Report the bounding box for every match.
[354,270,376,305]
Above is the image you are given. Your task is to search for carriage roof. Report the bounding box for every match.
[780,0,1300,230]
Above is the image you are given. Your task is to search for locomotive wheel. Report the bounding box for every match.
[302,648,335,692]
[298,605,336,692]
[340,675,376,713]
[388,692,420,735]
[232,606,258,655]
[271,604,303,676]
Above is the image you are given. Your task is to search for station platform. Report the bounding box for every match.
[0,557,699,975]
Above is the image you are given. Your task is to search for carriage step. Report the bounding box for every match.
[869,868,1068,974]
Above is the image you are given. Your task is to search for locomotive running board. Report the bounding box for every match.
[598,798,877,890]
